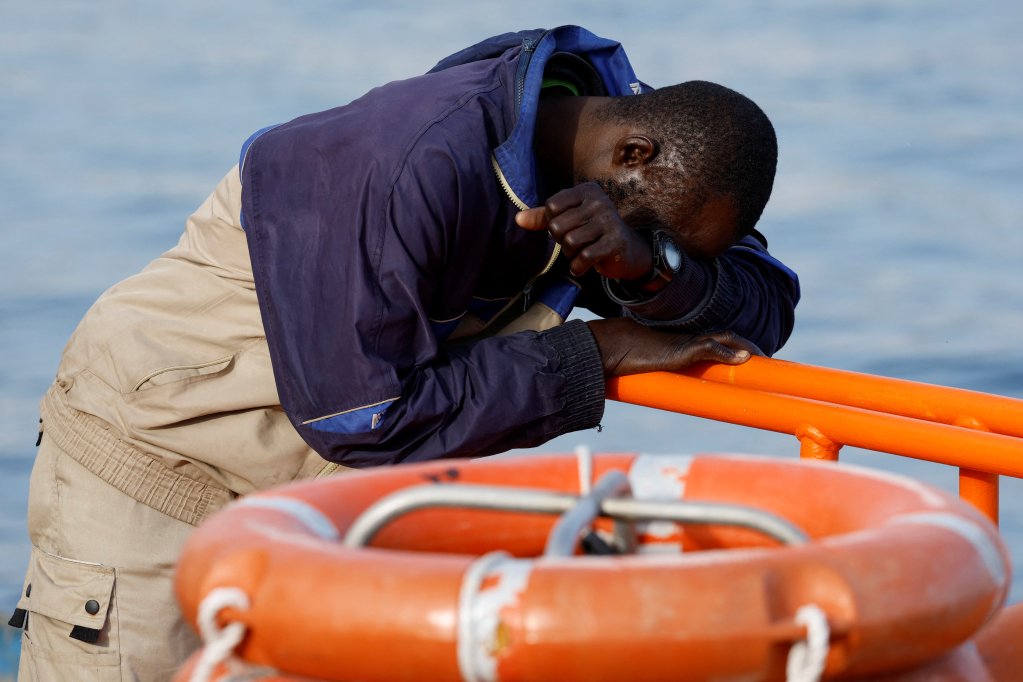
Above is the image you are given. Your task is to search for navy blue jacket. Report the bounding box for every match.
[239,26,800,467]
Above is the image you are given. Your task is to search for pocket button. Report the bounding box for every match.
[85,599,100,615]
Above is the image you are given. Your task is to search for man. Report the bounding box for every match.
[10,25,798,681]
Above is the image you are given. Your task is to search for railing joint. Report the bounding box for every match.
[796,424,842,461]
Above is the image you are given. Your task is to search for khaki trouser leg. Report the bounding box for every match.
[16,436,200,681]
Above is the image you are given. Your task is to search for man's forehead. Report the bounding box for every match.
[672,195,739,257]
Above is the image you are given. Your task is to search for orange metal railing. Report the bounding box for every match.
[607,356,1023,525]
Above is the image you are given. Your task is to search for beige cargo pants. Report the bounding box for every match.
[13,435,200,681]
[8,165,340,680]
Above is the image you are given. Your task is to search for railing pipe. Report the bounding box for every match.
[607,372,1023,479]
[960,470,999,525]
[684,357,1023,438]
[608,359,1023,525]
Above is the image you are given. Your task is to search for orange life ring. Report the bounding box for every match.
[173,453,1010,681]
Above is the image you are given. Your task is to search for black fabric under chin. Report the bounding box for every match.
[543,52,607,97]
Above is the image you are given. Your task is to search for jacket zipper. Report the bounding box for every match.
[492,155,561,309]
[514,36,536,110]
[500,31,560,309]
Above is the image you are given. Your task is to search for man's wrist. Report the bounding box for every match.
[617,230,681,296]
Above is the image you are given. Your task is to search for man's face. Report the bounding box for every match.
[593,174,739,259]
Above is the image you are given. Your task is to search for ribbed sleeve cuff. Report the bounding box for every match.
[539,319,605,432]
[669,258,742,333]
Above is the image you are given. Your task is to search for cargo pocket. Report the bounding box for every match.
[130,354,235,392]
[12,548,120,679]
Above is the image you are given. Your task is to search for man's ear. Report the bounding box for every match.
[612,134,657,169]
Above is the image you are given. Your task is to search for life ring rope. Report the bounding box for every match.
[786,604,830,682]
[457,551,529,682]
[191,587,250,682]
[544,469,633,556]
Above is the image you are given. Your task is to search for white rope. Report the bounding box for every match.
[190,587,251,682]
[786,604,830,682]
[457,551,515,682]
[574,444,593,495]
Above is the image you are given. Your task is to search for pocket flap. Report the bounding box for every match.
[17,548,114,628]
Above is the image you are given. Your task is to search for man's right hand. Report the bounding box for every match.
[515,182,653,280]
[587,317,762,377]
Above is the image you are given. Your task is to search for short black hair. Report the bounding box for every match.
[596,81,777,238]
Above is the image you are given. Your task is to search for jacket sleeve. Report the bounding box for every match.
[598,234,800,356]
[242,135,605,469]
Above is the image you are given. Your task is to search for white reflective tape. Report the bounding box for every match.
[888,512,1008,590]
[634,519,684,555]
[628,455,693,553]
[457,552,533,682]
[234,497,340,541]
[574,444,593,495]
[628,454,693,500]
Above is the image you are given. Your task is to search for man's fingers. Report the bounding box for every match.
[571,240,620,276]
[709,330,765,357]
[670,333,756,368]
[516,182,606,232]
[544,184,595,215]
[569,254,594,277]
[699,339,751,365]
[588,319,760,377]
[515,207,548,231]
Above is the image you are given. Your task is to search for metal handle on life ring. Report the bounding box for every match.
[342,479,809,549]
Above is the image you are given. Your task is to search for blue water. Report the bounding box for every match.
[2,0,1021,674]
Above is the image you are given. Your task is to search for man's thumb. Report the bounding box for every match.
[515,207,548,231]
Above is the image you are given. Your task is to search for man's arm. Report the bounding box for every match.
[290,319,753,468]
[243,140,756,468]
[516,184,800,356]
[606,235,800,357]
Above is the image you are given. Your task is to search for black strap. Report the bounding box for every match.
[581,531,619,555]
[8,608,102,642]
[69,625,102,644]
[7,607,26,629]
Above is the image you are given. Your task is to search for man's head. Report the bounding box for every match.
[580,81,777,257]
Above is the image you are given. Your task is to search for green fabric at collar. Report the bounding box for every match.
[541,77,580,96]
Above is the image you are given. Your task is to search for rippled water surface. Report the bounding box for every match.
[2,0,1021,672]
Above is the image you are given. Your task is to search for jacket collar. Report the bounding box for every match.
[492,25,650,209]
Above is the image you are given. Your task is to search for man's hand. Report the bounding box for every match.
[587,317,763,377]
[515,182,653,280]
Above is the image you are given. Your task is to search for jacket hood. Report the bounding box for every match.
[429,25,650,208]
